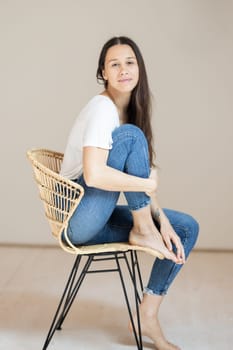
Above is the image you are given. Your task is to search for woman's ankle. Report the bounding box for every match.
[130,224,154,237]
[131,205,155,231]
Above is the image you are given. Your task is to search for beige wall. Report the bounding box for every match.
[1,0,232,249]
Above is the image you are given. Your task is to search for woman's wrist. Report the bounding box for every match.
[159,211,170,229]
[146,178,157,195]
[151,205,169,226]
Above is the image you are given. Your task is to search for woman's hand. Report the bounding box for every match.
[160,218,186,264]
[148,175,185,264]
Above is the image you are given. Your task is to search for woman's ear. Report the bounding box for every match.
[102,69,107,81]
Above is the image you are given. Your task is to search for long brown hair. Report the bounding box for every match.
[96,36,155,166]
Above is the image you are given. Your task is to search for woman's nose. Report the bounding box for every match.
[120,66,128,75]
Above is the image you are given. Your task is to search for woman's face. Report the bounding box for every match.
[102,44,139,94]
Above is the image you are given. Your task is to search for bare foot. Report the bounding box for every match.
[129,313,181,350]
[129,227,179,263]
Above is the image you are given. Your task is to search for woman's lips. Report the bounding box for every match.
[118,78,132,83]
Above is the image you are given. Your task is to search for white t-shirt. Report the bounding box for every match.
[60,95,120,179]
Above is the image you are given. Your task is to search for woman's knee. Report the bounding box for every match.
[109,123,150,178]
[180,213,199,248]
[164,209,199,246]
[189,215,199,246]
[112,123,146,140]
[182,213,199,239]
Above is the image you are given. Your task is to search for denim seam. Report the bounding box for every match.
[143,287,167,296]
[128,199,151,211]
[160,263,180,294]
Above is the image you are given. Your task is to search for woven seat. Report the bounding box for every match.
[27,148,164,350]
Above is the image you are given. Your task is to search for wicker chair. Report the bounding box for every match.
[27,148,164,350]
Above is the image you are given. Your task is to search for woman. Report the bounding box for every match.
[60,36,199,350]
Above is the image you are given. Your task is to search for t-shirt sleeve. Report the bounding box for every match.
[83,99,119,149]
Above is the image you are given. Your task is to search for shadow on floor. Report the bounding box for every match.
[0,290,143,347]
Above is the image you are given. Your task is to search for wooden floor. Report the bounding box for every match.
[0,246,232,350]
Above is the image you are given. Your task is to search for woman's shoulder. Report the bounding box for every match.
[79,95,118,123]
[86,94,117,111]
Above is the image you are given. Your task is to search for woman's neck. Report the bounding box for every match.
[102,88,131,123]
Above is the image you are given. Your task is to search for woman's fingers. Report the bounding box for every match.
[162,233,173,251]
[163,233,185,264]
[172,236,185,263]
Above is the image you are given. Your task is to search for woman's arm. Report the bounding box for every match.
[150,193,185,263]
[83,146,157,194]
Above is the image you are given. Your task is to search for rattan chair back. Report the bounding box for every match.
[27,149,84,242]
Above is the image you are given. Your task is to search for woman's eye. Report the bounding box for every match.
[112,63,119,67]
[127,61,134,65]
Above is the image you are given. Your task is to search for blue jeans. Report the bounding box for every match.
[67,124,199,295]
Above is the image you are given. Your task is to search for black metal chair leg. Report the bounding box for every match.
[123,252,142,303]
[42,251,144,350]
[56,255,83,330]
[133,251,144,293]
[42,255,82,349]
[130,251,143,350]
[55,255,94,330]
[115,253,143,350]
